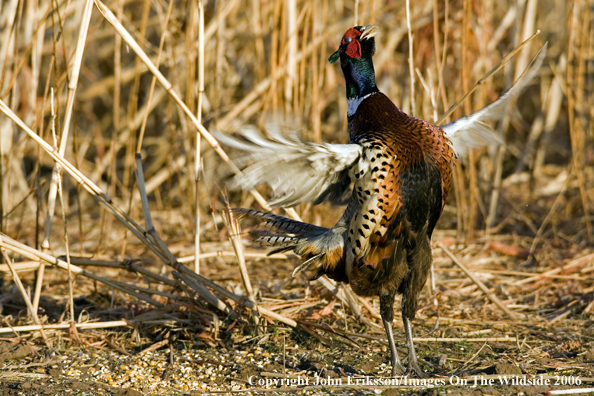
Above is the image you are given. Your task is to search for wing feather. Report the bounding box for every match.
[215,126,362,208]
[441,42,547,157]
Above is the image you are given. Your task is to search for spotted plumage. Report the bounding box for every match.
[220,25,546,378]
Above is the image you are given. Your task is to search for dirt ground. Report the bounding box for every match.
[2,216,594,395]
[0,319,593,395]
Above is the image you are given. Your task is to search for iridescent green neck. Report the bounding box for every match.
[342,57,378,100]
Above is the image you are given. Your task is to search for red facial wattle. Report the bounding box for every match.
[341,28,362,59]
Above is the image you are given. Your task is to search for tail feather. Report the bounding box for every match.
[292,253,326,278]
[232,208,326,239]
[249,230,300,248]
[233,207,347,281]
[267,245,298,256]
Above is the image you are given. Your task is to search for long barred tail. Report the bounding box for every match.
[232,208,347,281]
[232,208,327,249]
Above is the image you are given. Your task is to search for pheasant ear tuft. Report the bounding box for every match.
[328,48,341,64]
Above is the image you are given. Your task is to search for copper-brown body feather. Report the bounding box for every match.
[320,93,456,300]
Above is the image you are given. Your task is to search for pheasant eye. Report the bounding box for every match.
[345,37,352,43]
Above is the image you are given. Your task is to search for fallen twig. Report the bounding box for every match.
[0,250,45,340]
[437,243,520,319]
[0,234,164,307]
[514,252,594,285]
[0,320,129,335]
[222,206,258,310]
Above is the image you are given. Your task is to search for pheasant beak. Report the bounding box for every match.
[360,25,379,40]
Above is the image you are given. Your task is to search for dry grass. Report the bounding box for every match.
[0,0,593,394]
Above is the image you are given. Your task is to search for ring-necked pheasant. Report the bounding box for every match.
[217,26,545,377]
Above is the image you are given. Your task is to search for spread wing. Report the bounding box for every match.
[215,126,362,207]
[441,42,547,157]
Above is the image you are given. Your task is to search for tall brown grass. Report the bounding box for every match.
[1,0,592,271]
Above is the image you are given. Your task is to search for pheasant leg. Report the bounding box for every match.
[403,315,428,378]
[380,294,405,377]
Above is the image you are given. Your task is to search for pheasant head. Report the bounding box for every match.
[329,25,380,101]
